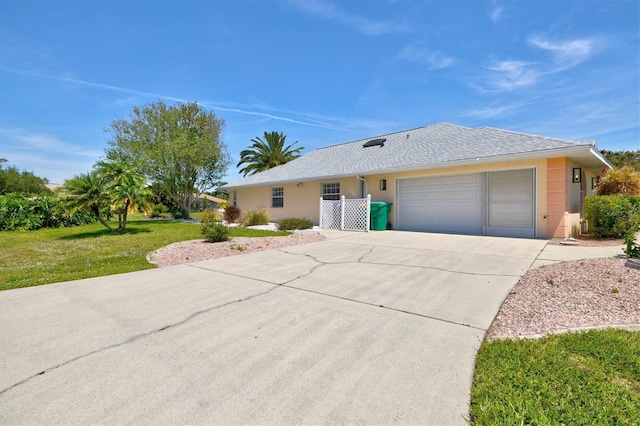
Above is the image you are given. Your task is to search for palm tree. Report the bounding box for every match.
[95,160,151,230]
[59,172,114,231]
[237,131,303,177]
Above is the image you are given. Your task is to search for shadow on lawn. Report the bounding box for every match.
[58,227,152,240]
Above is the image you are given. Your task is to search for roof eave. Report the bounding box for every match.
[223,145,612,189]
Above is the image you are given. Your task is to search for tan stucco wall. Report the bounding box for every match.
[232,156,600,238]
[234,178,362,224]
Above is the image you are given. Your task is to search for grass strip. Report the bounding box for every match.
[470,329,640,425]
[0,219,290,290]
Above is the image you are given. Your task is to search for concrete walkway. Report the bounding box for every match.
[530,242,625,269]
[0,231,547,425]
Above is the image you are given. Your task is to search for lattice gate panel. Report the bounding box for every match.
[320,200,342,230]
[319,196,370,232]
[343,198,369,231]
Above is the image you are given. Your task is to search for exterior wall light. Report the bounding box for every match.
[592,176,599,189]
[572,168,582,183]
[380,179,387,191]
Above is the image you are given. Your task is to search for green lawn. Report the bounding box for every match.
[470,329,640,425]
[0,219,290,291]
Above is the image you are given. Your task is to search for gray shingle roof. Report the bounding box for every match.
[225,122,596,188]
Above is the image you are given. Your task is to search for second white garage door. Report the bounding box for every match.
[397,173,483,234]
[396,169,535,238]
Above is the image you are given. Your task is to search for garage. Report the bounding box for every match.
[396,169,535,238]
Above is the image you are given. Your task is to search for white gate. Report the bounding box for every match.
[319,195,371,232]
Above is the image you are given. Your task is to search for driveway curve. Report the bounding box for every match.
[0,230,546,425]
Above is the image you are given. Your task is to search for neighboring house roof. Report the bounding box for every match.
[224,122,612,189]
[195,194,226,204]
[45,183,63,191]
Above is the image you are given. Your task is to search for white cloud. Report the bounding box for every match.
[0,128,103,158]
[480,35,598,92]
[398,44,455,70]
[461,103,525,119]
[528,35,595,70]
[286,0,412,36]
[490,6,503,23]
[0,129,103,183]
[483,60,539,90]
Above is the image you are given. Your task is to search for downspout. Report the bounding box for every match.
[356,175,368,198]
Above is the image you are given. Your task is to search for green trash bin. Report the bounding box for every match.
[370,202,392,231]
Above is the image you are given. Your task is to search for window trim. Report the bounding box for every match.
[271,186,284,208]
[322,182,340,201]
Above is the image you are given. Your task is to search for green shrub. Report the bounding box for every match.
[149,203,168,218]
[223,205,241,223]
[584,195,640,238]
[200,210,229,242]
[0,194,96,231]
[623,229,640,258]
[242,208,269,226]
[278,217,314,230]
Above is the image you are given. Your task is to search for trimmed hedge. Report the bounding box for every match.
[278,217,314,230]
[584,195,640,238]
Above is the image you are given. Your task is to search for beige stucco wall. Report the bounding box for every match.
[231,156,602,239]
[233,178,363,224]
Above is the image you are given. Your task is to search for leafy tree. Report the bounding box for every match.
[105,101,230,219]
[601,150,640,171]
[0,158,50,195]
[95,160,151,230]
[237,131,303,177]
[58,172,114,231]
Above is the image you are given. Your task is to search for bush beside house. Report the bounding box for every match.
[584,195,640,238]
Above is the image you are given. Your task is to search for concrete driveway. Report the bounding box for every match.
[0,231,547,425]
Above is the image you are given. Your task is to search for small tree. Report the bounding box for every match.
[595,166,640,196]
[58,172,114,231]
[95,160,151,230]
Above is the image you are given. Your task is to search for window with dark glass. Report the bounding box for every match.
[272,187,284,208]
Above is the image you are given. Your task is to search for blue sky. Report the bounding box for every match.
[1,0,638,185]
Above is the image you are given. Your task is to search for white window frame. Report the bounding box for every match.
[322,182,340,201]
[271,187,284,208]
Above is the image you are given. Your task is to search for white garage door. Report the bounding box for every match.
[397,169,536,238]
[488,169,535,238]
[397,173,483,234]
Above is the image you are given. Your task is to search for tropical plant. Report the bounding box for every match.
[95,160,151,230]
[58,172,114,231]
[242,208,269,226]
[237,131,303,176]
[595,166,640,196]
[105,100,231,219]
